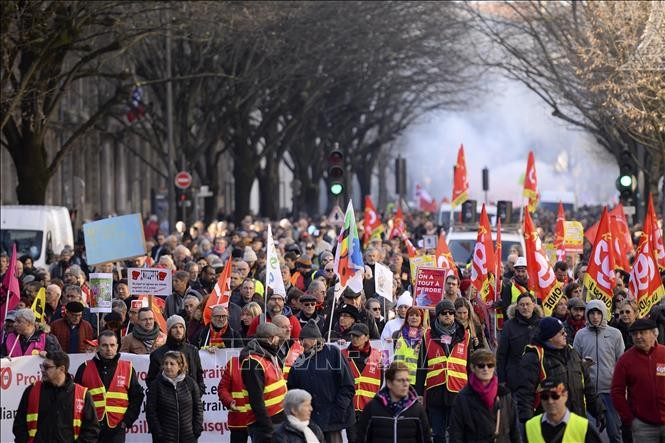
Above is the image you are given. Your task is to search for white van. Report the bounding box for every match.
[0,205,74,269]
[446,226,525,266]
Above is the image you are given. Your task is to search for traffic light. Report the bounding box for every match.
[395,157,407,196]
[327,147,344,196]
[615,150,636,202]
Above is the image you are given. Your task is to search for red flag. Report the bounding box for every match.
[415,183,438,213]
[0,244,20,324]
[402,234,418,259]
[647,194,665,272]
[451,144,469,208]
[494,218,503,302]
[471,204,496,302]
[611,204,634,253]
[388,207,406,239]
[630,227,665,317]
[523,210,564,314]
[203,259,232,325]
[554,202,566,263]
[363,195,384,245]
[523,151,539,212]
[138,295,167,333]
[610,220,631,272]
[435,231,456,272]
[583,207,616,311]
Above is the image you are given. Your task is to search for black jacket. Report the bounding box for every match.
[496,306,541,391]
[517,340,604,422]
[146,337,205,395]
[193,325,241,349]
[449,382,520,443]
[323,299,380,339]
[239,339,286,442]
[74,353,144,430]
[356,387,432,443]
[13,375,100,443]
[146,374,203,443]
[273,418,325,443]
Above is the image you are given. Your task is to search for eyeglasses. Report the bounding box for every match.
[439,310,455,316]
[475,363,495,369]
[212,315,228,319]
[39,364,56,370]
[540,392,562,401]
[620,310,633,315]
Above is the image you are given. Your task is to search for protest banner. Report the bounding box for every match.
[409,254,436,285]
[128,267,173,297]
[89,273,113,313]
[414,266,447,308]
[563,221,584,254]
[374,262,394,301]
[1,341,390,442]
[83,213,146,265]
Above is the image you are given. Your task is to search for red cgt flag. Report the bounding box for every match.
[471,204,496,302]
[554,202,566,263]
[388,207,406,239]
[451,144,469,208]
[523,151,539,213]
[630,223,665,317]
[435,231,456,272]
[203,258,232,325]
[611,220,631,273]
[647,194,665,272]
[583,207,616,311]
[363,195,384,245]
[494,218,503,302]
[523,210,564,315]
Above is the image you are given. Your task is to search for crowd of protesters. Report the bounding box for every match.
[2,205,665,443]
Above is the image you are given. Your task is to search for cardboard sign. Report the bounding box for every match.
[374,262,394,301]
[564,221,584,253]
[423,235,437,250]
[89,273,113,313]
[414,266,447,308]
[83,213,146,265]
[410,254,436,285]
[128,267,172,296]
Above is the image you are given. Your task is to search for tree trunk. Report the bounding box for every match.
[258,154,280,219]
[8,139,50,204]
[356,166,372,210]
[233,143,256,223]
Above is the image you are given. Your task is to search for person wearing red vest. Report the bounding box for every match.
[417,299,472,443]
[342,323,383,443]
[219,356,255,443]
[239,322,288,443]
[74,330,144,443]
[13,351,99,442]
[272,314,304,380]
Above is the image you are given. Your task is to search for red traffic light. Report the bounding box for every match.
[328,150,343,165]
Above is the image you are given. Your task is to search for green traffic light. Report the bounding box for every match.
[330,183,344,195]
[619,175,633,188]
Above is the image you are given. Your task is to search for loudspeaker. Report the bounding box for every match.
[497,200,513,224]
[461,199,477,223]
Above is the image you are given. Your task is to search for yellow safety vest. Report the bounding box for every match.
[525,412,588,443]
[393,335,420,385]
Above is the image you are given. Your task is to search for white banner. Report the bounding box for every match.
[128,268,173,297]
[1,341,393,441]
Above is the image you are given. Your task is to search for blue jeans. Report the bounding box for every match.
[598,393,623,443]
[429,405,452,443]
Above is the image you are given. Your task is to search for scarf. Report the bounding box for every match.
[433,318,457,338]
[469,373,498,410]
[287,415,320,443]
[162,371,185,388]
[209,324,229,347]
[400,325,423,347]
[132,323,160,349]
[350,341,371,354]
[567,317,586,333]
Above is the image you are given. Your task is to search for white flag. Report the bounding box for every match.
[266,225,286,297]
[374,262,394,301]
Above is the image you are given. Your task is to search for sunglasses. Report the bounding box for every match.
[540,392,562,401]
[475,363,495,369]
[620,310,633,314]
[324,269,334,273]
[302,302,316,307]
[371,307,381,311]
[439,310,455,316]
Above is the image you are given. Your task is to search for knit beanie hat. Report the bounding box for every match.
[538,317,564,342]
[166,314,186,332]
[300,319,323,340]
[435,299,456,317]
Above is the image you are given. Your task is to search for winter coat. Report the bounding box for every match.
[356,386,432,443]
[13,374,100,443]
[146,374,203,443]
[119,330,167,355]
[609,318,634,349]
[49,318,95,353]
[273,418,325,443]
[496,304,542,391]
[287,342,356,432]
[324,302,380,339]
[572,299,624,394]
[449,383,520,443]
[517,339,604,422]
[146,338,205,395]
[193,324,241,349]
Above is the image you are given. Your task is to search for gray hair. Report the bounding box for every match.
[15,308,36,324]
[46,284,61,296]
[283,389,312,416]
[112,299,127,313]
[184,294,200,304]
[66,264,83,277]
[64,285,83,299]
[211,305,228,315]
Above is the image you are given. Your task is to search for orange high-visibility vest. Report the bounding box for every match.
[242,354,288,417]
[26,380,87,442]
[524,344,546,409]
[424,329,470,392]
[282,341,304,380]
[224,356,256,429]
[342,347,382,411]
[81,359,131,427]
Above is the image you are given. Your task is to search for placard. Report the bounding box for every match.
[564,221,584,253]
[128,267,173,296]
[414,266,447,308]
[423,235,437,250]
[89,273,113,313]
[409,254,436,285]
[374,262,394,301]
[83,213,146,265]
